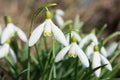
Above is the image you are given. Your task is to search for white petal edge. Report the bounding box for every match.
[51,22,68,46]
[9,48,17,64]
[92,52,101,77]
[15,26,28,42]
[101,47,108,57]
[28,23,44,46]
[107,42,118,56]
[55,15,64,26]
[0,44,10,58]
[99,54,112,71]
[55,46,70,62]
[86,43,94,59]
[76,44,89,67]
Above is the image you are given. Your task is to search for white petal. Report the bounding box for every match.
[89,34,98,44]
[1,23,15,44]
[99,54,112,71]
[101,47,108,57]
[55,15,64,26]
[43,20,52,36]
[9,48,17,63]
[86,42,94,59]
[55,46,70,62]
[0,44,10,58]
[56,9,64,16]
[28,23,44,46]
[68,43,77,57]
[107,42,118,56]
[76,44,89,67]
[92,52,101,77]
[79,33,98,48]
[14,26,28,42]
[51,21,68,46]
[71,31,81,42]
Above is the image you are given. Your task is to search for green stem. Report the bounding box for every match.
[103,31,120,45]
[52,38,56,79]
[43,36,48,50]
[75,58,78,80]
[35,44,43,69]
[27,47,31,80]
[97,24,107,38]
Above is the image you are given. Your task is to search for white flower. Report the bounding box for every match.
[91,45,112,77]
[55,42,89,67]
[79,33,98,48]
[29,19,68,47]
[0,43,17,63]
[86,42,108,58]
[55,9,64,27]
[1,23,27,44]
[66,31,81,43]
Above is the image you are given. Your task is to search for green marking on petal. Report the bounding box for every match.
[68,53,77,58]
[44,32,52,36]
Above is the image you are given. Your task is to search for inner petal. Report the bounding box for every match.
[43,20,52,37]
[68,43,77,58]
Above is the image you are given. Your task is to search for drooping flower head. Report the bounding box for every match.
[0,43,17,63]
[1,17,27,44]
[29,9,68,47]
[91,44,112,77]
[55,35,89,67]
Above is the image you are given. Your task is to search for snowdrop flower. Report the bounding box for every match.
[29,10,68,47]
[0,43,17,63]
[92,45,112,77]
[86,42,108,59]
[66,31,81,43]
[107,42,118,56]
[55,36,89,67]
[55,9,64,27]
[1,23,27,44]
[79,33,98,48]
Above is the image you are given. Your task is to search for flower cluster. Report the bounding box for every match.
[0,6,118,79]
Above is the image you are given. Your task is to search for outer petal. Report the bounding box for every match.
[92,52,101,77]
[79,33,98,48]
[101,47,108,57]
[51,21,68,46]
[107,42,118,56]
[55,15,64,27]
[1,23,15,44]
[28,23,44,46]
[86,42,94,59]
[99,54,112,71]
[14,26,28,42]
[76,44,89,67]
[56,9,64,16]
[9,48,17,63]
[55,46,70,62]
[0,44,10,58]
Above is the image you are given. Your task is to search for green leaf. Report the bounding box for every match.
[74,15,84,30]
